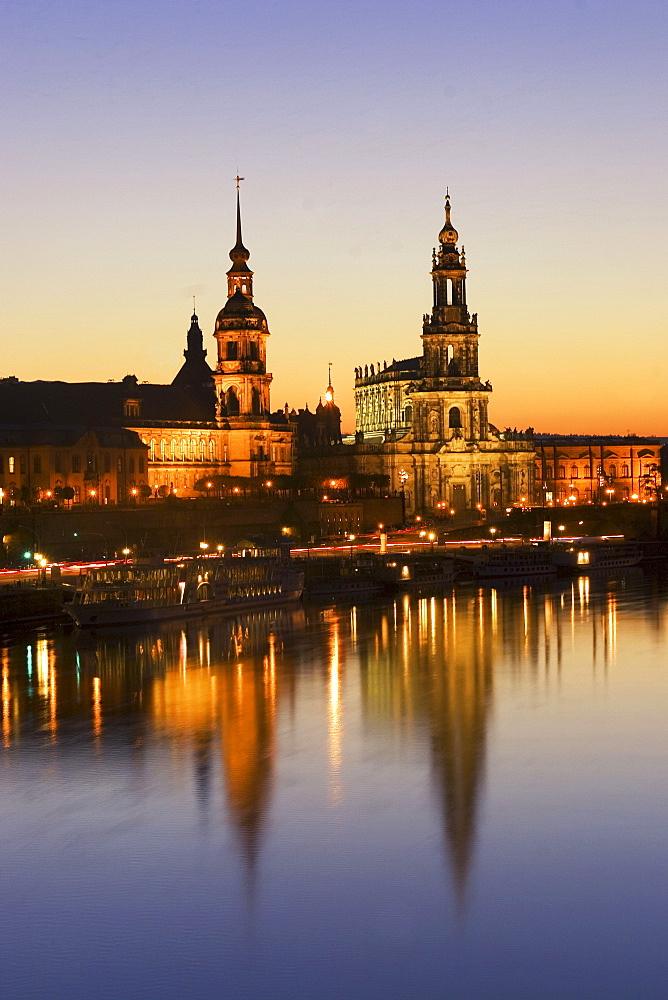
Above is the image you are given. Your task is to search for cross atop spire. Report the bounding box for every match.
[235,174,244,190]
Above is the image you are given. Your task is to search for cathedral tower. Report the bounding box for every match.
[411,192,491,444]
[354,192,535,512]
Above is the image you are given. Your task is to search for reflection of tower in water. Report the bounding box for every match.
[218,641,278,875]
[358,591,493,898]
[147,619,292,878]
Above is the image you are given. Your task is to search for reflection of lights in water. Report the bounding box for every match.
[2,654,10,748]
[381,613,389,651]
[26,645,32,681]
[570,584,577,639]
[578,575,590,608]
[491,589,498,634]
[430,597,437,655]
[180,631,187,675]
[36,638,49,696]
[351,606,357,644]
[523,587,530,638]
[418,598,428,646]
[328,626,342,806]
[36,638,58,739]
[92,676,102,741]
[264,633,276,710]
[606,595,617,659]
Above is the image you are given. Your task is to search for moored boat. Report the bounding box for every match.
[66,554,304,627]
[552,540,642,573]
[376,553,458,590]
[458,544,557,580]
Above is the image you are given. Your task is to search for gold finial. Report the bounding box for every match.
[235,174,245,190]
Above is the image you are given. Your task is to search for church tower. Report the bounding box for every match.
[210,184,293,480]
[354,191,535,512]
[213,188,273,422]
[411,192,491,442]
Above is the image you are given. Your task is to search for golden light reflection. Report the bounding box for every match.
[2,653,11,748]
[606,595,617,662]
[418,597,428,648]
[328,625,343,806]
[179,630,188,675]
[92,676,102,743]
[36,637,49,697]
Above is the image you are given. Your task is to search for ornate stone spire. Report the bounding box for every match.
[226,184,253,298]
[438,189,459,246]
[325,362,334,402]
[171,307,214,392]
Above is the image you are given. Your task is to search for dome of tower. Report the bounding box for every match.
[215,288,267,327]
[439,192,459,245]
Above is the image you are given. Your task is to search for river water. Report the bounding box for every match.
[1,572,667,999]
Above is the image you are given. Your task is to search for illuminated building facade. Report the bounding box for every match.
[354,194,535,513]
[0,414,147,505]
[535,435,664,504]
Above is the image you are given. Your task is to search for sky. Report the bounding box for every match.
[1,0,666,434]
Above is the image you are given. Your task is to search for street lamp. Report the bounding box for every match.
[199,541,209,551]
[348,533,356,559]
[398,468,408,522]
[428,531,436,551]
[489,527,497,541]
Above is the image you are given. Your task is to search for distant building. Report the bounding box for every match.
[353,194,535,513]
[534,435,664,503]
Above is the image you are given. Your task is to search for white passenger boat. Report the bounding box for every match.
[66,554,304,627]
[551,540,642,573]
[459,545,557,580]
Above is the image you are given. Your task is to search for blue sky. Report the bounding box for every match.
[1,0,666,431]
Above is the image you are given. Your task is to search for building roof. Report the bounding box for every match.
[0,424,146,449]
[535,434,662,445]
[0,378,216,427]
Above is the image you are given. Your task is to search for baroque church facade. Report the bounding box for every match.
[353,195,535,512]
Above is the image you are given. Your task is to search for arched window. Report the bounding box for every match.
[251,388,261,415]
[448,407,461,429]
[160,440,165,462]
[609,464,617,479]
[150,439,155,462]
[584,464,592,478]
[404,405,412,425]
[199,440,205,462]
[545,464,553,479]
[226,341,238,360]
[622,463,630,477]
[209,439,215,461]
[227,388,239,415]
[558,465,566,479]
[571,465,579,479]
[170,440,175,461]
